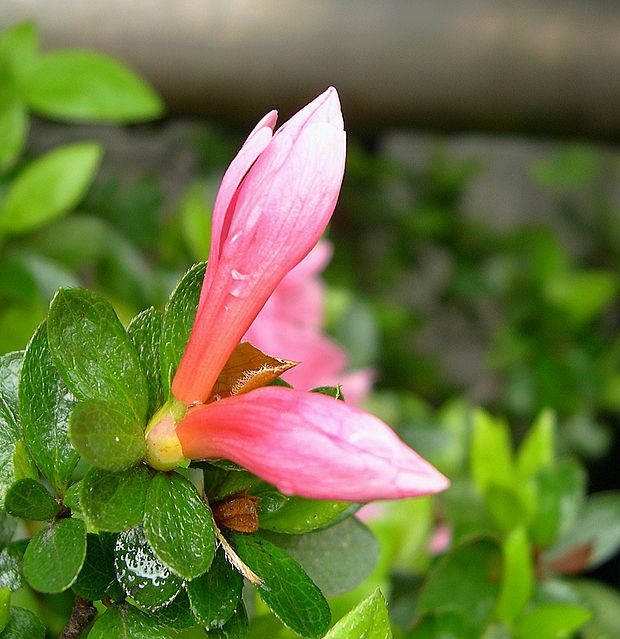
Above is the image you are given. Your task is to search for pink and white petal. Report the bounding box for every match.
[276,87,344,137]
[176,387,449,501]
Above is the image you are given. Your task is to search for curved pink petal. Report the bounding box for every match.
[176,387,449,501]
[173,89,346,405]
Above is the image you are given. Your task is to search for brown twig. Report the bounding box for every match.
[60,596,97,639]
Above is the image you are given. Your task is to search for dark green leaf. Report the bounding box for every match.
[0,512,15,549]
[19,322,78,493]
[417,537,502,633]
[127,308,164,418]
[0,142,102,235]
[4,479,59,521]
[70,399,145,472]
[323,588,391,639]
[160,262,205,396]
[25,50,164,123]
[72,533,117,600]
[81,465,150,532]
[114,526,183,611]
[0,587,8,633]
[186,548,243,629]
[0,399,19,505]
[62,481,82,516]
[408,611,471,639]
[150,589,197,630]
[209,601,249,639]
[310,386,344,401]
[144,472,215,580]
[257,490,351,534]
[230,532,330,638]
[0,606,45,639]
[203,466,261,502]
[262,518,379,598]
[22,517,86,593]
[0,541,27,592]
[88,602,173,639]
[47,288,148,425]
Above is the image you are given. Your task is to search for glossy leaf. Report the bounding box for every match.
[230,532,330,638]
[160,262,205,396]
[0,607,45,639]
[144,472,215,580]
[186,548,243,629]
[80,465,150,532]
[19,322,78,494]
[127,307,164,418]
[324,588,391,639]
[0,541,27,592]
[4,479,59,521]
[47,288,148,424]
[24,50,164,123]
[88,602,172,639]
[72,532,118,600]
[150,589,197,630]
[0,142,102,235]
[262,518,379,598]
[22,517,86,593]
[114,526,182,611]
[69,399,145,472]
[0,399,19,505]
[209,601,249,639]
[0,351,23,424]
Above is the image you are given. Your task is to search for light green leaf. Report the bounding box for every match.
[0,142,102,235]
[0,606,45,639]
[144,472,215,580]
[24,50,164,123]
[516,410,555,480]
[323,588,391,639]
[495,528,533,624]
[179,181,212,262]
[0,96,27,173]
[0,587,8,633]
[471,409,514,493]
[0,21,39,83]
[22,517,86,593]
[515,603,591,639]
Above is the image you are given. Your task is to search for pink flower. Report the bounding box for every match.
[146,88,449,501]
[245,241,374,404]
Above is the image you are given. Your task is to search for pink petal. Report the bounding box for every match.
[173,89,346,405]
[176,387,449,501]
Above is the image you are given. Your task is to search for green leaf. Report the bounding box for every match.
[70,399,145,472]
[150,589,197,630]
[471,409,514,493]
[515,603,591,639]
[19,322,79,494]
[257,489,350,534]
[310,386,345,401]
[0,587,8,633]
[230,532,330,638]
[516,410,555,480]
[144,472,215,580]
[324,588,391,639]
[0,511,16,548]
[186,548,243,629]
[22,517,86,593]
[0,606,45,639]
[179,181,213,262]
[485,484,531,533]
[11,442,37,483]
[72,532,118,600]
[24,50,164,123]
[114,526,183,611]
[0,96,27,173]
[19,322,78,494]
[0,351,23,425]
[543,491,620,571]
[80,465,150,532]
[0,21,39,83]
[408,611,471,639]
[531,145,602,189]
[262,518,379,598]
[0,142,102,236]
[206,601,248,639]
[0,400,19,505]
[495,528,533,624]
[0,541,26,592]
[418,538,503,633]
[160,262,205,396]
[88,602,172,639]
[572,578,620,639]
[127,308,164,418]
[47,288,148,424]
[529,460,585,547]
[4,479,59,521]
